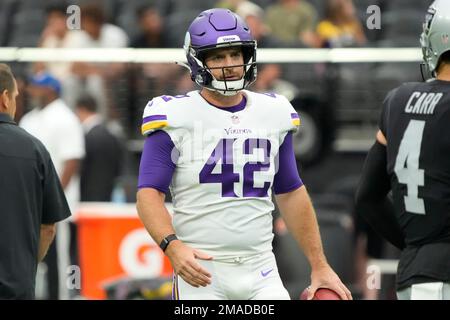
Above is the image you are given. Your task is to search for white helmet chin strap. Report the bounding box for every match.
[209,77,245,96]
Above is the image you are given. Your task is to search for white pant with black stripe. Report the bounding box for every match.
[172,251,290,300]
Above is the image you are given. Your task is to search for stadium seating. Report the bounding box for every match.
[6,0,45,47]
[378,10,426,46]
[372,62,423,105]
[164,10,202,48]
[382,0,432,12]
[115,0,170,39]
[167,0,217,14]
[0,0,14,46]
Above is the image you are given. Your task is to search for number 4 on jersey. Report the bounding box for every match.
[394,120,426,215]
[199,138,239,197]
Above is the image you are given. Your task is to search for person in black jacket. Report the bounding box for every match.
[0,63,71,299]
[75,95,124,202]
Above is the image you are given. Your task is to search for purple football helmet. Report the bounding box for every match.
[183,8,257,95]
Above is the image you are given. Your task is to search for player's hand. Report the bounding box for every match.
[308,264,353,300]
[165,240,213,288]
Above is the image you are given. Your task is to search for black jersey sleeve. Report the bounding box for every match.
[355,141,406,250]
[378,87,399,138]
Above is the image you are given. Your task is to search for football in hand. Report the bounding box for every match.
[300,287,342,300]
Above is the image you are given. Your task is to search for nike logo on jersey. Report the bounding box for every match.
[261,268,274,277]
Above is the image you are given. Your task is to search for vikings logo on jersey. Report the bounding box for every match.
[141,90,300,258]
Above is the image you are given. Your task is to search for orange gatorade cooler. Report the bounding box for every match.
[76,203,173,299]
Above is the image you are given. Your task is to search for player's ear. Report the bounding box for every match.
[1,89,10,110]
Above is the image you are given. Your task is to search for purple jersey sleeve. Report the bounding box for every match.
[138,130,179,193]
[273,132,303,194]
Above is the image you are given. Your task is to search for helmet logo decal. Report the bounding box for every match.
[442,34,449,44]
[217,35,241,43]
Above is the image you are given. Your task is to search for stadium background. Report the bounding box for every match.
[0,0,433,300]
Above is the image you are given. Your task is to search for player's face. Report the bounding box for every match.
[204,47,245,81]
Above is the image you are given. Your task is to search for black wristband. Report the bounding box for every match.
[159,234,178,252]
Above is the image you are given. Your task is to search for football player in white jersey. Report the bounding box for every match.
[136,8,352,300]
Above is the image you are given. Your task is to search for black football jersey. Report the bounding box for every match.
[380,79,450,288]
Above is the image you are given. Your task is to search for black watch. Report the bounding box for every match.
[159,234,178,252]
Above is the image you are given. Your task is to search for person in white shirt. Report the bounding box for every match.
[38,4,75,81]
[20,73,85,300]
[64,4,129,118]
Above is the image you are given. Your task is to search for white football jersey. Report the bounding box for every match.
[141,90,299,258]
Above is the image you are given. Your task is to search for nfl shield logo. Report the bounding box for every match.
[231,115,240,124]
[443,34,449,44]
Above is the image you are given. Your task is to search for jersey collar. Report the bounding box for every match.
[0,112,16,125]
[194,90,251,115]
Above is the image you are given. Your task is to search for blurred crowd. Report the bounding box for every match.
[5,0,430,140]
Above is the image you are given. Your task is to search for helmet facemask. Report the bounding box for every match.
[420,6,437,80]
[186,40,257,96]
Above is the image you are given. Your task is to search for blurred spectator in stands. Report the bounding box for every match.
[237,2,299,100]
[266,0,321,47]
[130,5,168,48]
[236,1,292,48]
[317,0,366,48]
[38,3,74,81]
[129,4,178,111]
[130,3,176,91]
[74,4,128,48]
[75,95,124,202]
[252,64,299,101]
[37,2,82,109]
[216,0,245,11]
[65,4,128,121]
[40,4,68,46]
[20,72,85,300]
